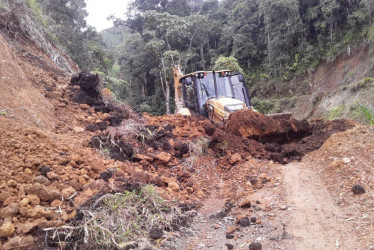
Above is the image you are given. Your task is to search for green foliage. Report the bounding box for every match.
[251,98,274,114]
[328,105,345,120]
[342,77,374,92]
[350,102,374,125]
[0,2,8,9]
[251,97,296,114]
[139,103,152,113]
[0,109,8,116]
[107,0,374,114]
[25,0,47,26]
[101,27,131,49]
[31,0,112,71]
[213,56,243,72]
[368,24,374,42]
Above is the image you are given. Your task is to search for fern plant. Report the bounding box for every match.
[352,103,374,125]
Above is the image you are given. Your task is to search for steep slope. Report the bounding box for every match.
[0,34,55,129]
[292,44,374,120]
[265,44,374,121]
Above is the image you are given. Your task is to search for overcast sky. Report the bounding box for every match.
[86,0,130,31]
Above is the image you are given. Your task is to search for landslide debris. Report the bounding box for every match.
[0,59,359,249]
[227,109,355,163]
[227,109,310,143]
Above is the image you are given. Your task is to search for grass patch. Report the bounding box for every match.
[340,77,374,91]
[328,105,345,120]
[46,185,194,249]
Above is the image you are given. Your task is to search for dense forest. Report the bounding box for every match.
[30,0,374,115]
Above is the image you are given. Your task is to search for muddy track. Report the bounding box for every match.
[281,163,359,249]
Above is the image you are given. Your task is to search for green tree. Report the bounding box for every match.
[213,56,243,72]
[37,0,112,71]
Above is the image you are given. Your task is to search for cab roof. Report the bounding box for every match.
[180,70,232,80]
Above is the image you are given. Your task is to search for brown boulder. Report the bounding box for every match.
[33,175,51,186]
[19,205,53,219]
[25,183,60,202]
[18,198,30,207]
[230,153,242,165]
[239,198,252,208]
[61,187,77,199]
[3,235,34,250]
[79,103,90,110]
[27,195,40,205]
[0,203,19,219]
[155,152,171,163]
[134,154,154,162]
[3,197,19,206]
[16,220,43,234]
[70,180,83,191]
[168,182,180,192]
[6,180,17,188]
[226,225,237,235]
[47,172,60,181]
[0,222,15,238]
[0,191,11,203]
[50,199,63,207]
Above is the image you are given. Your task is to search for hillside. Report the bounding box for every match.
[256,43,374,121]
[0,0,373,249]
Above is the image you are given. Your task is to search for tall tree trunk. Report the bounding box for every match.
[159,71,166,98]
[200,44,206,70]
[142,73,147,97]
[161,58,170,114]
[266,18,272,72]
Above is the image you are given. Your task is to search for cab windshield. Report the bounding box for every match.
[197,73,233,99]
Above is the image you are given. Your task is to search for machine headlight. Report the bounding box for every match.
[224,104,244,113]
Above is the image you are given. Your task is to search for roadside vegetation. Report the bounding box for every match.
[48,185,193,249]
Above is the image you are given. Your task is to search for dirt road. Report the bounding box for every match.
[177,157,367,249]
[281,162,359,249]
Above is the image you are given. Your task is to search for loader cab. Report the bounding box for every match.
[180,70,251,118]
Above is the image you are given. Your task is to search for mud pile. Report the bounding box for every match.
[226,109,355,163]
[227,109,310,143]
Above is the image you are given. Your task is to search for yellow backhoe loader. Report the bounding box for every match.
[173,66,253,122]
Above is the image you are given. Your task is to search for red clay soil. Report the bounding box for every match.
[226,109,356,163]
[227,109,310,143]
